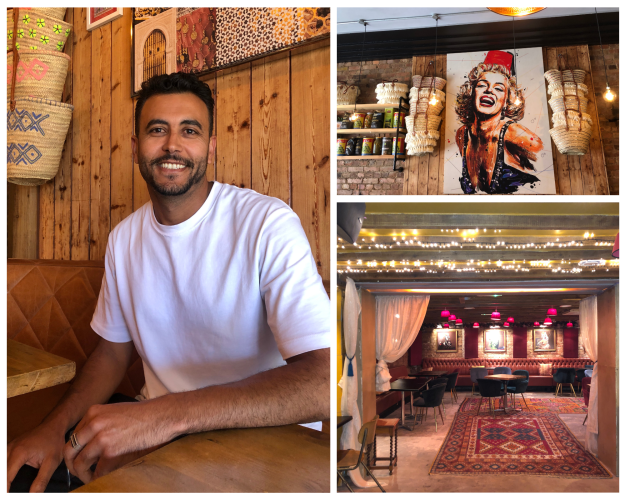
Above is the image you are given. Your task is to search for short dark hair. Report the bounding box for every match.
[135,72,214,137]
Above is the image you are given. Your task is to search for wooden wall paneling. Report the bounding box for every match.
[38,182,55,259]
[577,44,610,195]
[544,47,571,195]
[90,23,112,261]
[199,73,217,182]
[110,9,134,231]
[216,63,252,189]
[291,42,330,282]
[9,186,39,259]
[403,56,423,195]
[54,8,74,260]
[251,53,291,205]
[71,8,92,260]
[432,53,447,195]
[562,46,584,195]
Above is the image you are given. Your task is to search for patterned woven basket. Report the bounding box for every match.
[544,69,586,86]
[408,114,442,132]
[549,125,592,155]
[409,99,444,117]
[549,96,588,114]
[547,82,588,98]
[7,97,74,185]
[407,145,435,156]
[409,87,446,102]
[23,8,67,21]
[8,50,70,102]
[337,84,360,105]
[7,9,72,52]
[552,111,593,129]
[412,75,446,90]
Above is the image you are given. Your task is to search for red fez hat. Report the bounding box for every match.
[483,50,515,75]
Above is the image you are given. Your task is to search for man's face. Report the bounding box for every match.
[474,71,508,118]
[132,93,212,197]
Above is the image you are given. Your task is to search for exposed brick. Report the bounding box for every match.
[363,178,379,184]
[337,190,352,195]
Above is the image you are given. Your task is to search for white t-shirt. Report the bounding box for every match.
[91,181,330,402]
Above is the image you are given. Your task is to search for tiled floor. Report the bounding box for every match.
[338,391,619,492]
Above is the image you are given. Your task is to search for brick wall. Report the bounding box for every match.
[589,43,619,195]
[337,58,412,195]
[420,328,585,360]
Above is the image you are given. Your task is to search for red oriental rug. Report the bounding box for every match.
[430,412,611,478]
[459,397,586,414]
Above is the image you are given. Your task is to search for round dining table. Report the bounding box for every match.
[484,374,526,413]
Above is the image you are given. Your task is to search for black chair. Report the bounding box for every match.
[413,383,446,432]
[553,367,577,397]
[428,377,448,413]
[337,416,385,493]
[507,370,530,410]
[575,368,587,390]
[470,367,488,396]
[444,372,459,405]
[476,378,505,416]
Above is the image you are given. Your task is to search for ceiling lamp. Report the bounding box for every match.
[595,8,616,102]
[544,317,553,325]
[507,317,514,323]
[547,307,557,316]
[473,322,480,328]
[503,322,510,327]
[487,7,545,17]
[567,322,574,328]
[441,308,450,318]
[491,309,501,321]
[444,323,450,328]
[429,14,440,106]
[449,314,457,323]
[612,233,619,258]
[456,318,463,326]
[534,321,540,327]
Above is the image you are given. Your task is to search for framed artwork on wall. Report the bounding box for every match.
[435,329,458,353]
[533,329,556,352]
[484,329,506,353]
[87,8,123,31]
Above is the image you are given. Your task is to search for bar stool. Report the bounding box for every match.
[369,418,399,475]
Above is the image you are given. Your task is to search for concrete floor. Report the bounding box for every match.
[339,391,619,493]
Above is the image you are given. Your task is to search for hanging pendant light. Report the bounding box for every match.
[487,8,545,17]
[491,309,501,321]
[612,233,619,258]
[473,322,480,328]
[547,307,557,316]
[350,21,368,121]
[544,317,553,325]
[595,8,616,102]
[534,321,540,327]
[567,322,574,328]
[441,308,451,318]
[429,14,440,106]
[503,322,510,327]
[444,323,450,328]
[507,317,515,323]
[449,314,457,323]
[456,318,463,326]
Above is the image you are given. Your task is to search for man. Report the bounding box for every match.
[7,72,330,492]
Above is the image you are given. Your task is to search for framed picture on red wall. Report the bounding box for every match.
[533,329,556,352]
[435,329,458,353]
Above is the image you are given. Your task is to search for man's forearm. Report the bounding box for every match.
[44,338,133,434]
[150,348,330,439]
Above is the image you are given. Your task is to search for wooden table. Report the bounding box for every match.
[484,374,526,413]
[337,416,353,428]
[74,424,330,492]
[7,339,75,398]
[389,378,429,430]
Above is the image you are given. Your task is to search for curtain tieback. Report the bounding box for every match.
[346,355,355,376]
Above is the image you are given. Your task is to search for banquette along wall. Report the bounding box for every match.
[8,8,331,285]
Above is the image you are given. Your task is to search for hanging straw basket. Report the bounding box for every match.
[548,95,588,114]
[544,69,586,86]
[8,50,70,102]
[547,81,588,98]
[408,114,442,132]
[409,87,446,102]
[7,9,72,52]
[412,75,446,91]
[337,83,360,105]
[22,8,67,21]
[552,111,593,130]
[549,125,592,155]
[409,99,444,117]
[7,97,74,186]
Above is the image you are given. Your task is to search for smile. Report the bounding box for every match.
[159,162,187,170]
[480,96,495,107]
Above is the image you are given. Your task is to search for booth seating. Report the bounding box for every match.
[421,358,591,388]
[7,259,145,442]
[375,366,412,416]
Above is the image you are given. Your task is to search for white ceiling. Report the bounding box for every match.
[337,7,619,35]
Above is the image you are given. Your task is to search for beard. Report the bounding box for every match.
[138,152,208,196]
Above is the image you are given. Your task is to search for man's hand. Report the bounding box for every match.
[7,420,66,492]
[63,401,173,484]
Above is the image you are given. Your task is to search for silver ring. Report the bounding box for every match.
[69,433,82,450]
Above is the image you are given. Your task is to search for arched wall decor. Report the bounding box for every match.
[134,8,176,93]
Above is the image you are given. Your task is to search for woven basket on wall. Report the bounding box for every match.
[409,99,444,117]
[549,126,592,155]
[7,9,72,52]
[23,8,67,21]
[412,75,446,90]
[337,83,360,105]
[7,97,74,186]
[548,96,588,114]
[547,81,588,98]
[551,111,593,130]
[8,50,70,102]
[544,69,586,86]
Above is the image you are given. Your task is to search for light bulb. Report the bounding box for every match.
[429,96,438,105]
[349,112,357,121]
[604,87,615,102]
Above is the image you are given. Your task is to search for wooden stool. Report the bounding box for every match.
[368,418,399,475]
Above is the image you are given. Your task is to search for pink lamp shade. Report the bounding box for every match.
[613,232,619,258]
[503,322,510,327]
[544,317,553,325]
[547,307,557,316]
[444,323,450,328]
[473,322,480,328]
[449,314,457,322]
[567,322,574,328]
[534,321,540,327]
[456,318,463,325]
[507,317,514,323]
[491,311,501,321]
[441,309,451,318]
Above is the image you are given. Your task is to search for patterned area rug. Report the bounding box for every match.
[459,397,587,414]
[430,412,611,478]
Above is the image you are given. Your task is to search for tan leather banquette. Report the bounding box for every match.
[421,357,591,388]
[7,259,145,442]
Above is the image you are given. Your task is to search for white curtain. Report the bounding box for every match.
[579,295,598,454]
[375,295,430,392]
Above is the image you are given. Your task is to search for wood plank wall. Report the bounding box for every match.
[8,8,330,284]
[403,46,610,195]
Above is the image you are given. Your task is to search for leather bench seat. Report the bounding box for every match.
[7,259,145,442]
[421,357,590,389]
